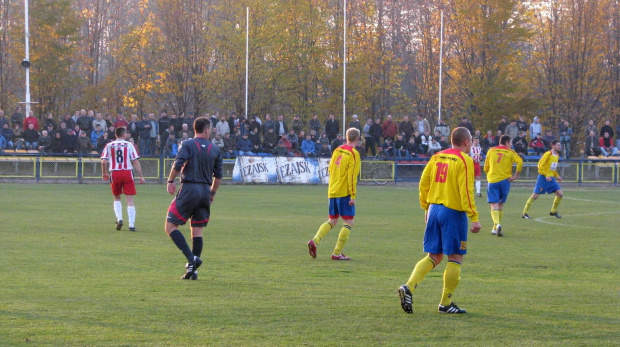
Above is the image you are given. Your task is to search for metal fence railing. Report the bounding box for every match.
[0,153,618,186]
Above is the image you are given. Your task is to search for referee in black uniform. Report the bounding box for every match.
[165,117,223,280]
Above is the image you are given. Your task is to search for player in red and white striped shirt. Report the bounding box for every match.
[101,127,145,231]
[470,137,483,197]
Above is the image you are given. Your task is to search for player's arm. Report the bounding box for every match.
[483,149,491,173]
[348,151,361,204]
[418,156,433,211]
[457,157,479,224]
[101,158,109,181]
[132,159,145,184]
[166,142,190,194]
[538,152,551,178]
[210,153,224,203]
[510,151,523,181]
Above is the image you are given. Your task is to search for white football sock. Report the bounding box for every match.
[475,180,481,194]
[127,206,136,227]
[114,201,123,221]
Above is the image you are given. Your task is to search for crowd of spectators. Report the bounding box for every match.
[0,106,618,162]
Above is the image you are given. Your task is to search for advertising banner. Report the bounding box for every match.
[232,156,330,184]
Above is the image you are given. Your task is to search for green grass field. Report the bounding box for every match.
[1,183,618,346]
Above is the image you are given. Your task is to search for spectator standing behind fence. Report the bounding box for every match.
[222,132,236,158]
[482,130,496,154]
[584,119,597,139]
[62,127,77,153]
[382,115,398,142]
[0,110,8,129]
[497,116,508,135]
[138,114,152,155]
[11,107,24,128]
[92,113,106,131]
[599,132,618,157]
[505,120,519,141]
[286,129,299,151]
[458,117,473,134]
[529,117,541,140]
[516,115,528,134]
[216,115,230,136]
[543,130,556,149]
[600,120,614,138]
[434,119,450,139]
[558,120,572,159]
[584,131,600,157]
[399,116,414,141]
[236,133,254,156]
[308,114,322,135]
[292,114,304,135]
[262,114,275,134]
[363,118,375,156]
[163,132,177,158]
[325,114,339,142]
[420,131,432,154]
[275,115,288,138]
[272,139,293,156]
[415,114,430,135]
[349,114,361,133]
[529,133,546,155]
[369,118,382,153]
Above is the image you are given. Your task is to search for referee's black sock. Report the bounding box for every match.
[170,230,194,262]
[192,237,203,258]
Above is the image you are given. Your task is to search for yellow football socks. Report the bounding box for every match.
[333,224,352,255]
[551,196,562,213]
[491,209,500,230]
[440,261,461,306]
[523,197,534,215]
[312,221,333,245]
[499,210,504,223]
[406,256,436,291]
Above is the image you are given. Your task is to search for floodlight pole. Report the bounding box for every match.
[245,7,249,117]
[437,10,444,125]
[23,0,33,116]
[342,0,347,136]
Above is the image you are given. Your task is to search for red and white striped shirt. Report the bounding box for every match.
[470,145,482,163]
[101,140,140,171]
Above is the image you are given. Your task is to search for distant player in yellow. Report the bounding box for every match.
[398,127,481,314]
[522,140,564,219]
[307,128,362,260]
[484,135,523,236]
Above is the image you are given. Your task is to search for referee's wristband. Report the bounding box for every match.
[167,180,174,183]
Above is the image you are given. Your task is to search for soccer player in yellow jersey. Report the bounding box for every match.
[307,128,362,260]
[398,127,481,314]
[484,135,523,236]
[522,140,564,219]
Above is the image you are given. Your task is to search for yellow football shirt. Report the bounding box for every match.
[328,145,361,199]
[538,150,559,178]
[419,149,479,222]
[483,146,523,183]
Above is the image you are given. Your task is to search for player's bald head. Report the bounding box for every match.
[451,127,471,146]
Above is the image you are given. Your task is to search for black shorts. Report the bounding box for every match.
[167,183,211,227]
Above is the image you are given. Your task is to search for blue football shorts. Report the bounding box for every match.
[533,175,561,194]
[487,179,511,203]
[423,204,468,255]
[167,183,212,227]
[328,196,355,220]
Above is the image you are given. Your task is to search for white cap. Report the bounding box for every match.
[352,114,358,118]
